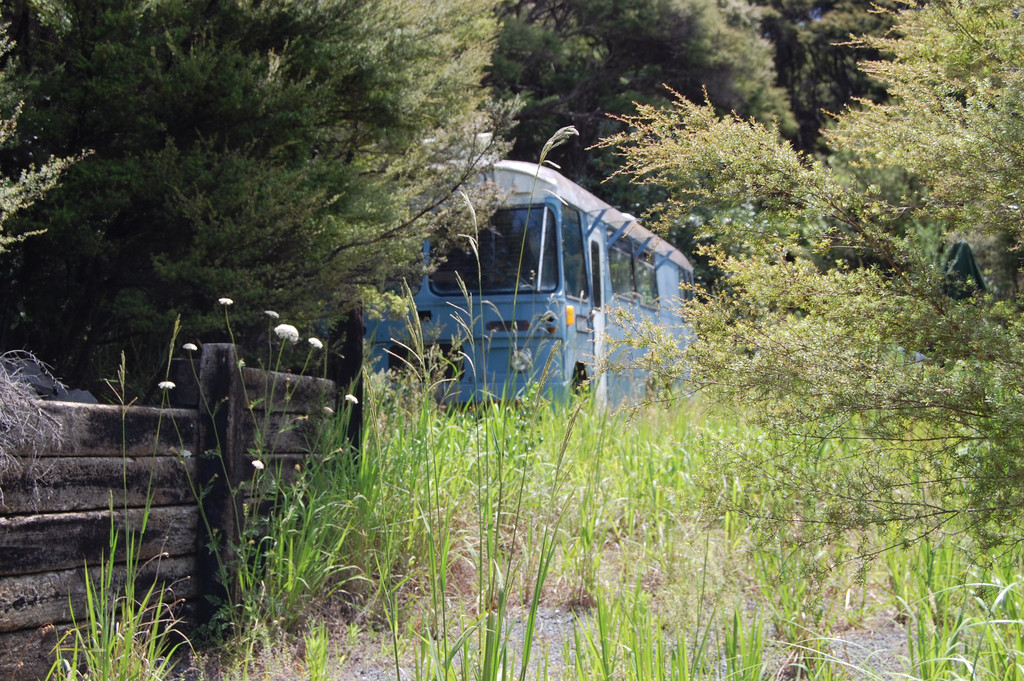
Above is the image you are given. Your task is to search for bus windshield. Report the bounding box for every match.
[430,206,558,295]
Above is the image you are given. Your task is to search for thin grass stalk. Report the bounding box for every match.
[724,608,766,681]
[50,506,184,681]
[516,403,583,681]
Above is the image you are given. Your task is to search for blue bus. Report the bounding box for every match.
[365,160,695,405]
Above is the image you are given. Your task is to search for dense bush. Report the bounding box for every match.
[602,0,1024,550]
[0,0,507,392]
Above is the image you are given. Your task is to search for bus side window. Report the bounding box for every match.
[608,236,635,298]
[590,241,603,308]
[682,268,695,300]
[562,208,588,301]
[635,254,658,306]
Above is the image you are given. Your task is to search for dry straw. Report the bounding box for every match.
[0,350,64,477]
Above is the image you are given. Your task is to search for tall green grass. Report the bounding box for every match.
[48,514,187,681]
[61,357,1024,681]
[352,369,587,680]
[334,383,1024,681]
[58,305,1024,681]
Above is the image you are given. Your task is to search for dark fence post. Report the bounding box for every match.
[328,307,363,452]
[194,343,246,620]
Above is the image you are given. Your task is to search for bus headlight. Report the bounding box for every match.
[510,348,533,373]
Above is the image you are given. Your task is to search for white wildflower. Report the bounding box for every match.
[264,310,279,319]
[251,459,265,471]
[308,337,323,350]
[179,449,193,458]
[323,406,335,415]
[182,342,198,352]
[344,394,359,405]
[158,381,176,390]
[273,323,299,343]
[218,297,234,306]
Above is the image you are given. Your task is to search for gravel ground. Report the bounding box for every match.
[335,606,911,681]
[337,605,588,681]
[826,615,909,679]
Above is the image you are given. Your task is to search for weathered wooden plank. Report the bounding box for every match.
[236,410,322,457]
[0,506,198,577]
[0,456,198,515]
[262,452,307,477]
[0,623,62,681]
[237,453,307,501]
[0,554,199,633]
[17,402,198,459]
[240,366,335,412]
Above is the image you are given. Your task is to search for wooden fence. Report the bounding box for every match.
[0,344,335,680]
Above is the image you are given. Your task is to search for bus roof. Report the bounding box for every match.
[492,160,693,272]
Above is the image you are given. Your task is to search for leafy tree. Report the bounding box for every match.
[0,35,71,253]
[0,0,505,392]
[488,0,794,188]
[602,0,1024,551]
[752,0,894,152]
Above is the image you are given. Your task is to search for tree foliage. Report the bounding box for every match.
[752,0,894,152]
[602,0,1024,551]
[0,34,71,253]
[0,0,505,391]
[488,0,794,187]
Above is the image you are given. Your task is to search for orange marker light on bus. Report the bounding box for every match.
[566,305,575,327]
